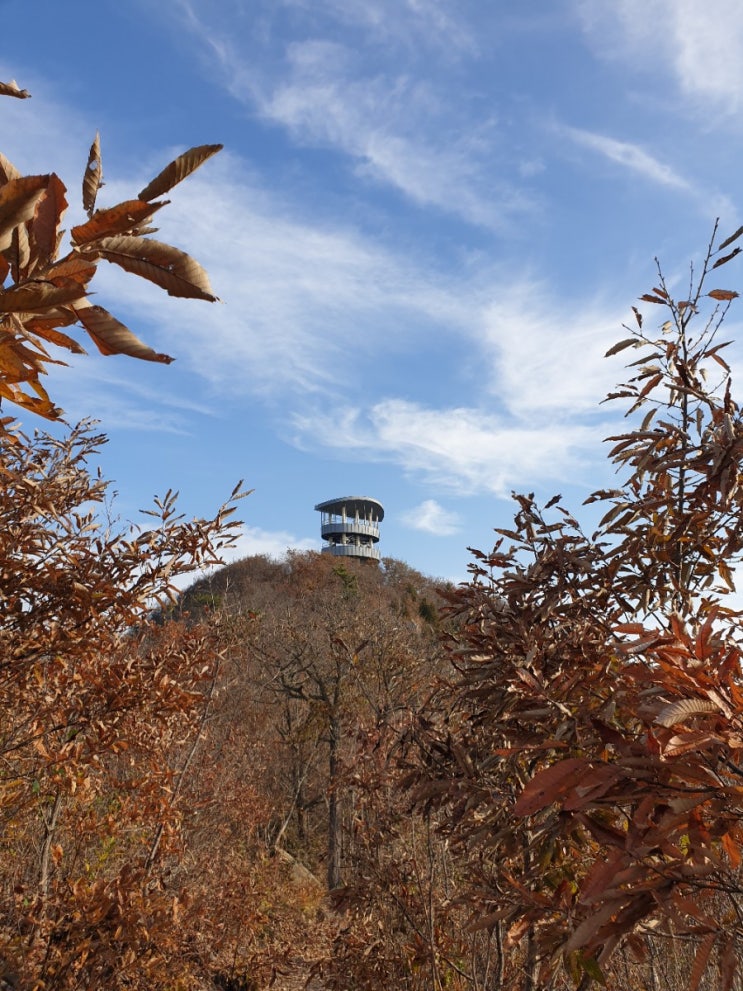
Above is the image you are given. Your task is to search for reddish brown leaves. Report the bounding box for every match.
[708,288,739,301]
[0,423,246,987]
[513,758,590,815]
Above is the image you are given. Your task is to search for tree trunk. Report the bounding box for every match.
[327,712,341,889]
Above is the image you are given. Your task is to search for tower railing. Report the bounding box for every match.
[315,496,384,561]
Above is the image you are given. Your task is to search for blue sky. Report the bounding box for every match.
[3,0,743,582]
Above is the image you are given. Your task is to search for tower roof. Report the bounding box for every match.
[314,496,384,521]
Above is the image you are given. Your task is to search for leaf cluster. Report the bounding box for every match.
[0,80,220,424]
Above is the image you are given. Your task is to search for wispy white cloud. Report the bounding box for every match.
[400,498,462,535]
[292,399,603,497]
[89,152,627,495]
[475,280,629,419]
[277,0,476,55]
[46,358,216,435]
[577,0,743,118]
[561,125,692,191]
[92,151,630,449]
[246,42,529,229]
[556,120,734,219]
[165,5,531,230]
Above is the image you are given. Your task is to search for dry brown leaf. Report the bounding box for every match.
[19,317,86,355]
[6,224,30,284]
[0,377,59,416]
[24,306,79,333]
[29,173,68,264]
[721,935,737,991]
[513,757,589,816]
[563,898,629,955]
[689,932,716,991]
[71,199,165,246]
[655,698,718,727]
[708,289,739,301]
[44,255,97,288]
[85,235,218,301]
[0,152,21,186]
[0,175,50,253]
[712,247,742,269]
[0,80,31,100]
[73,301,174,363]
[82,132,103,217]
[0,340,31,378]
[1,278,88,313]
[138,144,222,201]
[717,225,743,251]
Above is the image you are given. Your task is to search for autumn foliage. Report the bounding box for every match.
[0,422,248,988]
[8,80,743,991]
[407,223,743,990]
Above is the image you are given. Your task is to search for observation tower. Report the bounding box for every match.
[315,496,384,561]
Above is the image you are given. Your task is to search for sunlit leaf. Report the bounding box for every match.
[73,301,174,362]
[0,79,31,99]
[82,132,103,217]
[654,699,717,727]
[712,247,742,269]
[71,199,165,246]
[708,289,739,301]
[138,144,222,201]
[1,277,88,313]
[27,322,86,355]
[29,173,68,263]
[0,175,49,253]
[44,255,97,287]
[85,235,218,301]
[604,338,637,357]
[0,152,21,186]
[718,225,743,251]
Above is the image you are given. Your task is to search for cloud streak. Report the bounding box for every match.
[292,399,605,497]
[167,3,533,230]
[255,39,524,228]
[562,125,692,191]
